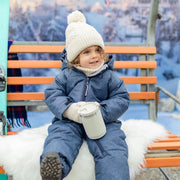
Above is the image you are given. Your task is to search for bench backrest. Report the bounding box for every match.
[7,44,157,120]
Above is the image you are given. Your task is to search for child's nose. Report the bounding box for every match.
[91,51,97,58]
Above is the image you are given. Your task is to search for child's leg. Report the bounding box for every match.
[40,119,84,178]
[86,121,130,180]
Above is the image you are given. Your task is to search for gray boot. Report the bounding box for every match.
[40,152,62,180]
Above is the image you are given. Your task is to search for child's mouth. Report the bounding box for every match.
[90,61,98,65]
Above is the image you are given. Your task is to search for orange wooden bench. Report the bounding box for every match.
[0,43,180,178]
[7,44,157,120]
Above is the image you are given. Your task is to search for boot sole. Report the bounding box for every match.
[40,152,62,180]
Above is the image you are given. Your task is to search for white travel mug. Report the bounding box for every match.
[78,102,106,139]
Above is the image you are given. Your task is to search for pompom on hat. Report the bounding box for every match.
[65,10,105,62]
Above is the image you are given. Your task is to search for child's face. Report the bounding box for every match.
[79,46,104,69]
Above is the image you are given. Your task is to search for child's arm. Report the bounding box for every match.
[45,71,72,120]
[100,73,130,123]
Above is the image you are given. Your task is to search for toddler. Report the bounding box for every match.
[40,10,130,180]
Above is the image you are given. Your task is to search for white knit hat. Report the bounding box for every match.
[65,10,105,62]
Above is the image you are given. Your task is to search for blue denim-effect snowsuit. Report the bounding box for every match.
[41,50,130,180]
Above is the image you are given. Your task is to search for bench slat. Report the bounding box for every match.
[129,92,155,99]
[7,77,55,85]
[168,134,178,138]
[7,92,156,100]
[145,156,180,168]
[7,77,157,85]
[7,93,45,100]
[114,61,157,69]
[157,138,180,142]
[7,60,62,68]
[148,142,180,150]
[9,45,156,54]
[9,45,65,53]
[121,77,157,84]
[0,166,5,174]
[7,60,157,69]
[105,46,156,54]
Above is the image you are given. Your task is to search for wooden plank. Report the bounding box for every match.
[7,77,157,85]
[7,60,62,68]
[0,166,5,174]
[157,138,180,143]
[168,134,178,138]
[7,92,45,100]
[1,131,18,136]
[9,45,65,53]
[7,131,18,135]
[121,77,157,84]
[8,44,156,54]
[7,77,55,85]
[7,92,156,100]
[144,156,180,168]
[129,92,156,99]
[7,60,157,69]
[114,61,157,69]
[148,141,180,150]
[105,46,156,54]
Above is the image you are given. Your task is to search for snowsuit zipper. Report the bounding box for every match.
[83,77,89,100]
[95,139,105,154]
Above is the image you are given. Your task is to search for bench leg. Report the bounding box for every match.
[159,168,171,180]
[148,100,157,121]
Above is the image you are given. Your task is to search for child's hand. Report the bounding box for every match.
[77,101,86,108]
[63,102,86,123]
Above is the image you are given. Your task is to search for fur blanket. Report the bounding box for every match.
[0,119,168,180]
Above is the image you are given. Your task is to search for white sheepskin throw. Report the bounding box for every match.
[0,120,168,180]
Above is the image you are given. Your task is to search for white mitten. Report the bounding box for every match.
[63,102,86,123]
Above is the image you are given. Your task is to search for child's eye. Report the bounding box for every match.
[83,50,89,54]
[96,47,100,52]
